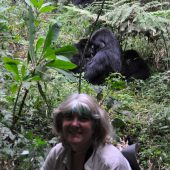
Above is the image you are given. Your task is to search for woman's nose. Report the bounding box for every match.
[71,117,79,126]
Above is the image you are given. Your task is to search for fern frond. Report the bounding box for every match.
[143,1,169,12]
[151,9,170,18]
[134,10,169,33]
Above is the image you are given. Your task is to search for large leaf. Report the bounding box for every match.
[30,0,39,8]
[28,7,36,63]
[37,0,44,9]
[39,2,56,13]
[46,57,76,70]
[3,57,20,65]
[4,63,20,81]
[43,23,60,54]
[23,75,42,81]
[43,47,56,60]
[55,45,78,57]
[36,37,45,52]
[24,0,34,9]
[21,64,27,79]
[3,57,20,81]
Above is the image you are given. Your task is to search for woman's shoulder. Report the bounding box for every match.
[96,144,131,169]
[40,143,64,170]
[97,144,122,158]
[48,143,64,156]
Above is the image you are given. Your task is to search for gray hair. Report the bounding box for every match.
[53,93,113,148]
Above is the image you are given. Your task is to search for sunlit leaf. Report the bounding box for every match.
[3,57,20,65]
[31,0,39,8]
[55,45,78,57]
[36,37,45,52]
[46,59,76,70]
[34,137,47,146]
[28,7,36,63]
[24,0,34,8]
[21,64,27,79]
[56,55,72,62]
[23,75,41,81]
[37,0,44,9]
[43,23,60,54]
[4,63,20,81]
[20,150,29,155]
[40,5,56,13]
[43,47,56,60]
[10,84,18,94]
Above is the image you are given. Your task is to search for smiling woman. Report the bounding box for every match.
[40,93,131,170]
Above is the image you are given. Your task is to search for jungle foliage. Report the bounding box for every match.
[0,0,170,169]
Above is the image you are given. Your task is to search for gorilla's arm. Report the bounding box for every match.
[84,51,112,84]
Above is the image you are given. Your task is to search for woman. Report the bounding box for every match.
[41,93,131,170]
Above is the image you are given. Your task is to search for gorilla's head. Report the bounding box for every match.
[71,0,94,7]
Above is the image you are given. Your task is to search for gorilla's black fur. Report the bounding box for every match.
[71,0,94,7]
[70,38,92,73]
[84,28,122,84]
[70,29,150,84]
[122,49,150,81]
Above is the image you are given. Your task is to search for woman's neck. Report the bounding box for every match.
[71,151,86,170]
[70,144,94,170]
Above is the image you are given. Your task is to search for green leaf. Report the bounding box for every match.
[46,58,76,70]
[43,23,60,54]
[25,0,44,9]
[37,0,44,9]
[28,7,36,63]
[23,75,42,81]
[55,45,78,57]
[10,84,18,94]
[40,4,56,13]
[21,64,27,79]
[56,55,72,62]
[43,47,56,60]
[3,57,20,65]
[111,80,126,90]
[34,137,47,146]
[24,0,34,8]
[36,37,45,52]
[4,63,20,81]
[31,0,39,8]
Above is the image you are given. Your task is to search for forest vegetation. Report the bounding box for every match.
[0,0,170,169]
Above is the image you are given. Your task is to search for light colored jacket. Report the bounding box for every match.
[40,143,131,170]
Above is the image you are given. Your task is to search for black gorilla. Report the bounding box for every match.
[122,49,150,81]
[84,28,122,84]
[71,0,94,7]
[70,38,92,73]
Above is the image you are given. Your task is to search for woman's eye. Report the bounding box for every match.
[63,115,73,120]
[78,116,90,121]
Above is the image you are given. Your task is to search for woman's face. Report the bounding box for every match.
[62,113,94,152]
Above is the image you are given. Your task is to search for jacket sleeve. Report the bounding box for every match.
[110,160,132,170]
[40,143,63,170]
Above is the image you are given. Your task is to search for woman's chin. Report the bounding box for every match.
[67,136,83,144]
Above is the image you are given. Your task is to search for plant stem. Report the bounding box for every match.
[78,0,106,93]
[18,88,29,117]
[12,82,22,125]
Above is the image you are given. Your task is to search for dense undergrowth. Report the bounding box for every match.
[0,0,170,170]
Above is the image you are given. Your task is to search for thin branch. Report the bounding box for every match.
[18,88,29,117]
[78,0,106,93]
[12,82,22,125]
